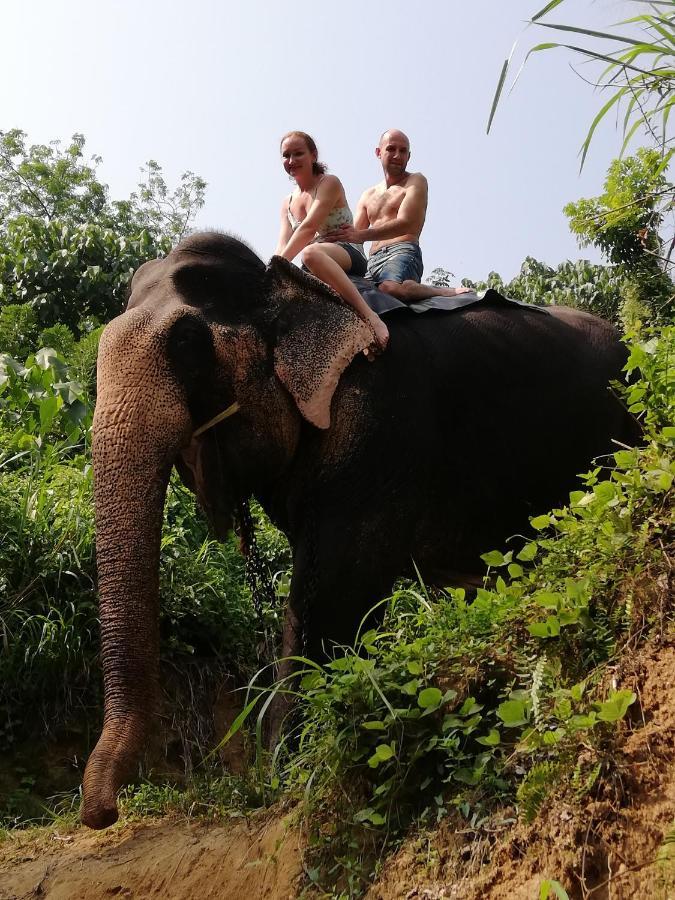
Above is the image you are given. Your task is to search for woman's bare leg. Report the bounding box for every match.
[302,243,389,351]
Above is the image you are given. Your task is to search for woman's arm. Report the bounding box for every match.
[279,176,341,261]
[274,196,294,257]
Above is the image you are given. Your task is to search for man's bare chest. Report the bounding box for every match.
[367,187,407,223]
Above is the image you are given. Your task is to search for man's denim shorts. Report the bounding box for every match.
[366,241,424,285]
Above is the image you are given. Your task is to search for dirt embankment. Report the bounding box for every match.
[0,810,304,900]
[369,639,675,900]
[3,640,675,900]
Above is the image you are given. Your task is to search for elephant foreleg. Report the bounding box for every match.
[264,514,405,746]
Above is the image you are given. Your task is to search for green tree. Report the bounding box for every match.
[0,130,108,227]
[564,148,674,322]
[0,130,207,346]
[116,160,207,246]
[429,256,624,322]
[0,129,206,239]
[0,219,162,339]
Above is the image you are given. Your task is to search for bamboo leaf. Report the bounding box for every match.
[531,0,566,23]
[655,145,675,175]
[661,103,674,144]
[579,89,625,171]
[494,0,675,154]
[487,42,517,134]
[535,21,650,48]
[623,92,640,133]
[620,116,646,158]
[638,19,675,47]
[565,45,662,76]
[615,45,675,62]
[524,40,660,78]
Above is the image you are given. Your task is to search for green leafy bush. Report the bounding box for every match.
[0,303,39,359]
[0,347,91,460]
[37,324,75,358]
[0,218,166,335]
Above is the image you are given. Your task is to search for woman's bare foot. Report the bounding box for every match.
[362,316,389,361]
[363,317,389,361]
[369,315,389,352]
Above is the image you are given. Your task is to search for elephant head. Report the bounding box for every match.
[80,232,372,829]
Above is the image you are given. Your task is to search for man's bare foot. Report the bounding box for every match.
[433,285,473,297]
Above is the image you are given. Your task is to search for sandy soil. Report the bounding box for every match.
[0,810,303,900]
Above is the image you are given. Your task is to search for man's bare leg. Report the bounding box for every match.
[378,279,472,303]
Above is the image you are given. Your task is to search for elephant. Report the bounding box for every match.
[80,231,640,830]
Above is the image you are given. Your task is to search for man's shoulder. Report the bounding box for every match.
[405,171,428,189]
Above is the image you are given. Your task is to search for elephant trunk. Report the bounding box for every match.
[80,431,173,828]
[81,318,191,829]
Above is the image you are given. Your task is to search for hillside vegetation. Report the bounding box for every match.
[0,126,673,899]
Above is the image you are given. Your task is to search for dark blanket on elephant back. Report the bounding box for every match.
[350,277,550,317]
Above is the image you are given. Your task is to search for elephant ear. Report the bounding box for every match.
[265,256,374,429]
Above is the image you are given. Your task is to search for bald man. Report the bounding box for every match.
[325,129,469,302]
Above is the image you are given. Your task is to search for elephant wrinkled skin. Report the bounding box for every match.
[81,231,639,829]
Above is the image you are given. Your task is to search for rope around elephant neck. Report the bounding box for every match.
[192,401,240,438]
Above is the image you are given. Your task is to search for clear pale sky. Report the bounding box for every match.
[4,0,638,281]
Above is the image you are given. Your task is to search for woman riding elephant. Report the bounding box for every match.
[275,130,389,354]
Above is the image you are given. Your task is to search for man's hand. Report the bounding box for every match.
[452,286,473,295]
[322,224,361,244]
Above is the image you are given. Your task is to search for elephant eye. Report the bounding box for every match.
[172,265,217,303]
[167,316,214,382]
